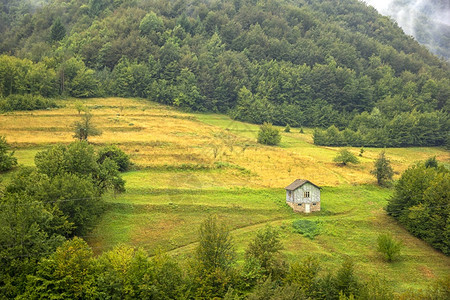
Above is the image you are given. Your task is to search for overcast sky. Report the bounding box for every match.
[363,0,392,13]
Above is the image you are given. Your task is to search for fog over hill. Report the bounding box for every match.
[364,0,450,61]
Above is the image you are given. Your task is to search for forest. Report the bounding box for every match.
[0,0,449,147]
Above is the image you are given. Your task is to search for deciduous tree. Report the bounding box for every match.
[333,149,359,166]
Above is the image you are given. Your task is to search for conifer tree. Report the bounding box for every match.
[371,151,394,186]
[50,18,66,42]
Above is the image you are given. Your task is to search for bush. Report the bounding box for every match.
[292,220,320,239]
[97,145,130,172]
[333,149,359,166]
[377,233,401,262]
[0,94,57,112]
[0,135,17,172]
[257,122,281,146]
[284,124,291,132]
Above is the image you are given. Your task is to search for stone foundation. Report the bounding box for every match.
[287,201,321,213]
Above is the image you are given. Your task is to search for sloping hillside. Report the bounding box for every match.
[1,0,449,146]
[2,97,449,292]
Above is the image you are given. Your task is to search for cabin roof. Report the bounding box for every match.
[285,179,321,191]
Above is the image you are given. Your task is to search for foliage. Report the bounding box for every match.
[50,18,66,42]
[333,149,359,166]
[425,156,439,168]
[35,141,125,194]
[245,225,287,280]
[0,136,17,172]
[73,112,102,142]
[196,215,235,272]
[314,110,449,147]
[335,258,360,298]
[0,193,70,297]
[284,124,291,132]
[286,256,321,296]
[387,163,450,254]
[97,145,131,172]
[377,233,402,262]
[20,237,97,299]
[0,94,57,112]
[371,151,394,186]
[0,0,448,147]
[257,123,281,146]
[292,220,320,239]
[192,216,236,298]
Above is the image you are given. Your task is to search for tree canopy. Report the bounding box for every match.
[0,0,448,147]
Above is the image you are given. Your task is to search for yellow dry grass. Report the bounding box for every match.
[1,97,448,188]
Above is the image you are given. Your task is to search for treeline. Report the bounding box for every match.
[0,0,449,145]
[5,217,450,299]
[0,141,128,296]
[313,110,449,147]
[386,160,449,255]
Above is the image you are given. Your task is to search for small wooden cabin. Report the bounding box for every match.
[285,179,321,213]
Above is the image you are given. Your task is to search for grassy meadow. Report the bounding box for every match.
[1,97,449,293]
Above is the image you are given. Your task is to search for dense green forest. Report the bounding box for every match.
[0,0,449,145]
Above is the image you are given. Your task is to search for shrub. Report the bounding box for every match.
[0,135,17,172]
[257,122,281,146]
[73,112,102,141]
[292,220,320,239]
[0,94,57,112]
[284,124,291,132]
[377,233,401,262]
[424,156,438,168]
[333,149,359,166]
[97,145,130,172]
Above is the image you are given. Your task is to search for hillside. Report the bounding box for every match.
[0,0,449,147]
[1,97,449,294]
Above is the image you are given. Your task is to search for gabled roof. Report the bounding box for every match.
[285,179,320,191]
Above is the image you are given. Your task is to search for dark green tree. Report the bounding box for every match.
[0,193,70,297]
[424,156,438,168]
[50,18,66,42]
[386,164,449,254]
[0,135,17,172]
[97,145,131,172]
[371,151,394,186]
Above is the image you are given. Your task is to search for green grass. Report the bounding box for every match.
[1,98,449,293]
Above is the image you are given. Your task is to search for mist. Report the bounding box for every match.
[363,0,450,60]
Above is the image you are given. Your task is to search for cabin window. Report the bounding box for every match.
[298,203,302,206]
[304,191,310,198]
[313,202,316,206]
[288,191,292,197]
